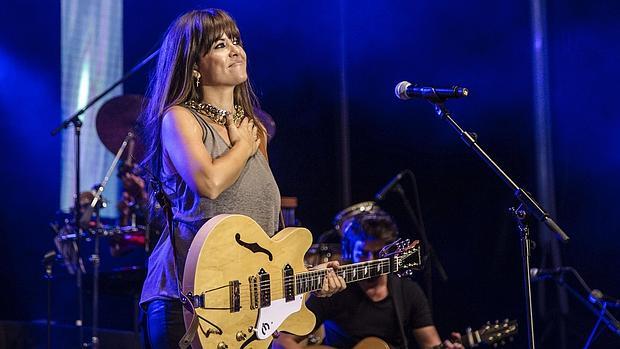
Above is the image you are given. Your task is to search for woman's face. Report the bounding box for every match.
[197,32,247,88]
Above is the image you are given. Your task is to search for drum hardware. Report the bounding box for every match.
[75,130,134,349]
[50,46,158,348]
[42,250,61,349]
[281,196,299,227]
[332,201,389,237]
[304,243,341,267]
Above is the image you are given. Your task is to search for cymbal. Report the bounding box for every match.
[333,201,379,231]
[96,94,146,162]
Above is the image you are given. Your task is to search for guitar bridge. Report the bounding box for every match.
[229,280,241,312]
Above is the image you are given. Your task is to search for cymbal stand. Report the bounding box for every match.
[50,48,159,348]
[80,132,132,348]
[422,98,571,349]
[50,114,86,345]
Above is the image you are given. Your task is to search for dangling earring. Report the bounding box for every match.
[192,70,201,89]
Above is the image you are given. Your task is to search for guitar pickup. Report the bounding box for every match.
[249,275,259,310]
[258,268,271,308]
[282,264,295,302]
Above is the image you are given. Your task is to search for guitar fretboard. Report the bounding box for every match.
[294,258,393,294]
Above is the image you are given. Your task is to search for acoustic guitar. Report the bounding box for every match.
[309,319,518,349]
[182,214,422,349]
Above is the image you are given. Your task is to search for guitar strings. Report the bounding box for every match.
[192,259,393,307]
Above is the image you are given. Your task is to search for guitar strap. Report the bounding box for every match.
[389,276,409,349]
[151,175,199,348]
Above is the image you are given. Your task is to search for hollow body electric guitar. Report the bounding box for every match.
[310,319,518,349]
[182,214,422,349]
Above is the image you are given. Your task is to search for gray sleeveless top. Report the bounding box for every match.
[140,108,281,306]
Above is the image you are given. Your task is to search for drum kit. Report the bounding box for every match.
[50,95,149,276]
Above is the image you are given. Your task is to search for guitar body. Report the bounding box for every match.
[354,337,391,349]
[309,337,390,349]
[183,214,316,349]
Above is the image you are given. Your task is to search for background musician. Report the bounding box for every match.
[274,211,463,349]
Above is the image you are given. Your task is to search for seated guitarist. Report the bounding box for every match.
[274,212,463,349]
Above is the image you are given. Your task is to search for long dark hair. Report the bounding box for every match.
[139,9,264,212]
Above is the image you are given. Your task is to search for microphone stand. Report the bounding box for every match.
[392,179,448,307]
[541,268,620,348]
[49,49,158,348]
[426,100,570,349]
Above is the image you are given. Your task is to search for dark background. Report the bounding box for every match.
[1,1,619,348]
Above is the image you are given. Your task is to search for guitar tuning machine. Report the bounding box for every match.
[217,342,229,349]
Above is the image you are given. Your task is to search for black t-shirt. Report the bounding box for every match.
[306,276,433,349]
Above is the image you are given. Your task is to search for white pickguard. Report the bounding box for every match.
[254,294,304,339]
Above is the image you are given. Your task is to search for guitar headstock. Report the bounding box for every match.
[469,319,518,347]
[380,239,423,277]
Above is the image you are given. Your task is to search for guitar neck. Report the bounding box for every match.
[431,328,488,349]
[295,258,394,294]
[432,337,470,349]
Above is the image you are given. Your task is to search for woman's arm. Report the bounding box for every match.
[161,106,259,199]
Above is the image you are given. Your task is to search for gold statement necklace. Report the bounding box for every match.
[184,100,245,126]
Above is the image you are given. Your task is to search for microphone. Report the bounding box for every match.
[395,81,469,101]
[589,289,620,307]
[529,267,571,280]
[375,171,405,201]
